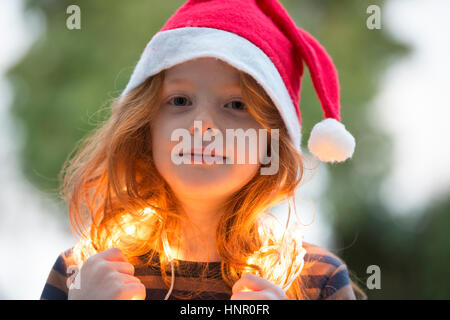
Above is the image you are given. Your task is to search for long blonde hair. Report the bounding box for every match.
[59,66,363,299]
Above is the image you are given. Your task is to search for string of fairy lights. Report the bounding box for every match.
[71,207,307,297]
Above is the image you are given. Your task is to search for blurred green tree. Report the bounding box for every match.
[7,0,185,194]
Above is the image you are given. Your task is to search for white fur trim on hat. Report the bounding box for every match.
[121,27,302,151]
[307,118,355,162]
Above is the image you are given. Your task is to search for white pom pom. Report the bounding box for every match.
[307,118,355,163]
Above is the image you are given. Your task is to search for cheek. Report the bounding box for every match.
[227,162,261,189]
[229,128,269,165]
[150,117,178,177]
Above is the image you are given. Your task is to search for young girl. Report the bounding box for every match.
[40,0,363,300]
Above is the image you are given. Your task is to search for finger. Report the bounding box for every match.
[230,290,273,300]
[116,273,142,285]
[97,248,128,262]
[120,282,146,300]
[110,261,135,276]
[232,273,274,293]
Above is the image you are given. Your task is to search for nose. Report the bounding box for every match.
[188,108,218,136]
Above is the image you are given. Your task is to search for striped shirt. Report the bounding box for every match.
[40,241,356,300]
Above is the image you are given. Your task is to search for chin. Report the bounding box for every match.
[155,159,260,198]
[167,168,249,198]
[173,166,231,188]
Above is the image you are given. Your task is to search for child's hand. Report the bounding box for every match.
[231,273,288,300]
[68,248,146,300]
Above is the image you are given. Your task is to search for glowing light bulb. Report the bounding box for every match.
[124,224,136,235]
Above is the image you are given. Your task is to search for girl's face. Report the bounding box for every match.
[151,57,265,203]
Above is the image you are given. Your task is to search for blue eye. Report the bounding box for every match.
[169,96,191,107]
[225,100,246,111]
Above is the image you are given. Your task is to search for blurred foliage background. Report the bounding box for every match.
[6,0,449,299]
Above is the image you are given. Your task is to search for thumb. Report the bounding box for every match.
[233,273,269,293]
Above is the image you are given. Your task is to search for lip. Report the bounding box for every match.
[179,148,227,159]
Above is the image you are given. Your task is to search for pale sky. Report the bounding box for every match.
[373,0,450,216]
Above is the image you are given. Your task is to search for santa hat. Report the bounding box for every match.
[121,0,355,163]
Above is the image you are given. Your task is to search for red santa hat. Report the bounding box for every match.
[121,0,355,163]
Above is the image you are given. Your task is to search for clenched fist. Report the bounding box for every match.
[231,273,288,300]
[68,248,146,300]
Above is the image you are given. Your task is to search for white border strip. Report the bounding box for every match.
[121,27,302,150]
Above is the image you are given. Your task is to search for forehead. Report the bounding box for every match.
[164,57,241,88]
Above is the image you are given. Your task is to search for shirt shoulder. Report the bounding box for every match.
[40,247,77,300]
[300,241,357,300]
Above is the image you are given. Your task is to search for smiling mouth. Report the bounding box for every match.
[178,150,227,159]
[178,151,228,164]
[181,153,228,159]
